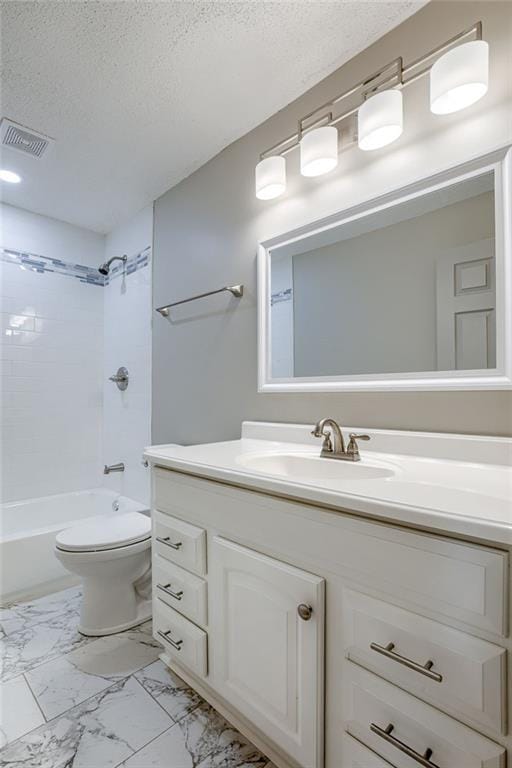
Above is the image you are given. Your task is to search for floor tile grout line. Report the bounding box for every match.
[1,663,201,759]
[0,592,74,615]
[1,618,154,685]
[21,671,48,724]
[0,674,133,755]
[134,655,205,724]
[11,640,164,726]
[133,667,270,768]
[128,673,179,726]
[110,698,263,768]
[2,663,267,766]
[2,591,267,765]
[2,588,82,622]
[106,675,178,766]
[0,609,80,642]
[117,671,258,768]
[111,723,178,768]
[0,633,96,685]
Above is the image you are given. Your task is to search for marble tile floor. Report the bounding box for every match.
[0,587,273,767]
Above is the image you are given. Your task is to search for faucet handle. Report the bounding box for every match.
[311,426,333,453]
[346,433,370,459]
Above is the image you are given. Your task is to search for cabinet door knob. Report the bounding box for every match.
[297,603,313,621]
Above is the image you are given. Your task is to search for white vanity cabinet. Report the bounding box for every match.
[209,536,325,768]
[150,465,509,768]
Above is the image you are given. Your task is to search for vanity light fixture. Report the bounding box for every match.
[430,39,489,115]
[255,21,488,199]
[358,90,403,151]
[300,125,338,177]
[255,155,286,200]
[0,169,21,183]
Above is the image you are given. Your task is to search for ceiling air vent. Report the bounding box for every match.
[0,118,54,159]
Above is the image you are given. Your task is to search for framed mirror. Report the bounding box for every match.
[258,147,511,392]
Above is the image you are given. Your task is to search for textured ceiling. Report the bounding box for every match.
[0,1,425,233]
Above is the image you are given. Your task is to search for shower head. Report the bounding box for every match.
[98,254,127,276]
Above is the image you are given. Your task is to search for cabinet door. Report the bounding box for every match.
[210,536,324,768]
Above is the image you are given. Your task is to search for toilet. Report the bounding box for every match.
[55,512,152,636]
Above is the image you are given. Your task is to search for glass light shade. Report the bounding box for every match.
[0,169,21,183]
[358,90,403,151]
[255,156,286,200]
[300,126,338,177]
[430,40,489,115]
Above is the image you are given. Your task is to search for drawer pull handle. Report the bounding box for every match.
[370,723,440,768]
[370,642,443,683]
[156,536,183,551]
[157,583,184,601]
[157,629,184,651]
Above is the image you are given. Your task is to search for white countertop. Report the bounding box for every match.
[144,422,512,546]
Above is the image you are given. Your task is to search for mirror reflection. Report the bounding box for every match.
[270,172,496,379]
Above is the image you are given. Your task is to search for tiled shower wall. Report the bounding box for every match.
[102,205,153,505]
[0,206,105,502]
[0,203,152,505]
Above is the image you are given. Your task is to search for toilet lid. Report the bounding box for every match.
[56,512,151,552]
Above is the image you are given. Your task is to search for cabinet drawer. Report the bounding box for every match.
[343,589,506,734]
[340,734,393,767]
[153,554,207,626]
[344,663,505,768]
[154,597,207,677]
[153,509,206,576]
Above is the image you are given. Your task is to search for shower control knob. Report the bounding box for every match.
[297,603,313,621]
[109,366,129,391]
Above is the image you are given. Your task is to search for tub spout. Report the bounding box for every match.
[103,463,125,474]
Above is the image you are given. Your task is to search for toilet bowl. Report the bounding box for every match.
[55,512,152,636]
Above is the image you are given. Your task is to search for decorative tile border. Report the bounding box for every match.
[271,287,292,306]
[0,246,151,286]
[106,246,151,284]
[0,248,105,285]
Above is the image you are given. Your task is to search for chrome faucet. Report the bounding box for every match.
[103,462,125,474]
[311,418,370,462]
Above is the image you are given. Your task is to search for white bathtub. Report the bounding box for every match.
[0,489,148,604]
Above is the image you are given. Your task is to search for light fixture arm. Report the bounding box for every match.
[259,21,483,162]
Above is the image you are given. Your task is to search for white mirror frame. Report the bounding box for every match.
[258,146,512,392]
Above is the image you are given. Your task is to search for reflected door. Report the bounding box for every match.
[436,239,496,371]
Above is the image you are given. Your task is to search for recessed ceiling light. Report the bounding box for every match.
[0,169,22,183]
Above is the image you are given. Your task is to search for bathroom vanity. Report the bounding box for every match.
[144,421,511,768]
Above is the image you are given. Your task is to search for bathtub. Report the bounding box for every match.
[0,489,148,604]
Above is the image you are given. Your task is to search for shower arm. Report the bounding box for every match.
[107,255,127,268]
[98,254,128,276]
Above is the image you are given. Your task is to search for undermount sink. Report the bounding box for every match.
[237,452,395,481]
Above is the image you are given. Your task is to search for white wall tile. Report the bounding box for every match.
[0,219,105,503]
[102,206,152,506]
[1,204,152,506]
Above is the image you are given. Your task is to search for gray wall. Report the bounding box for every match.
[293,191,494,376]
[153,1,512,445]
